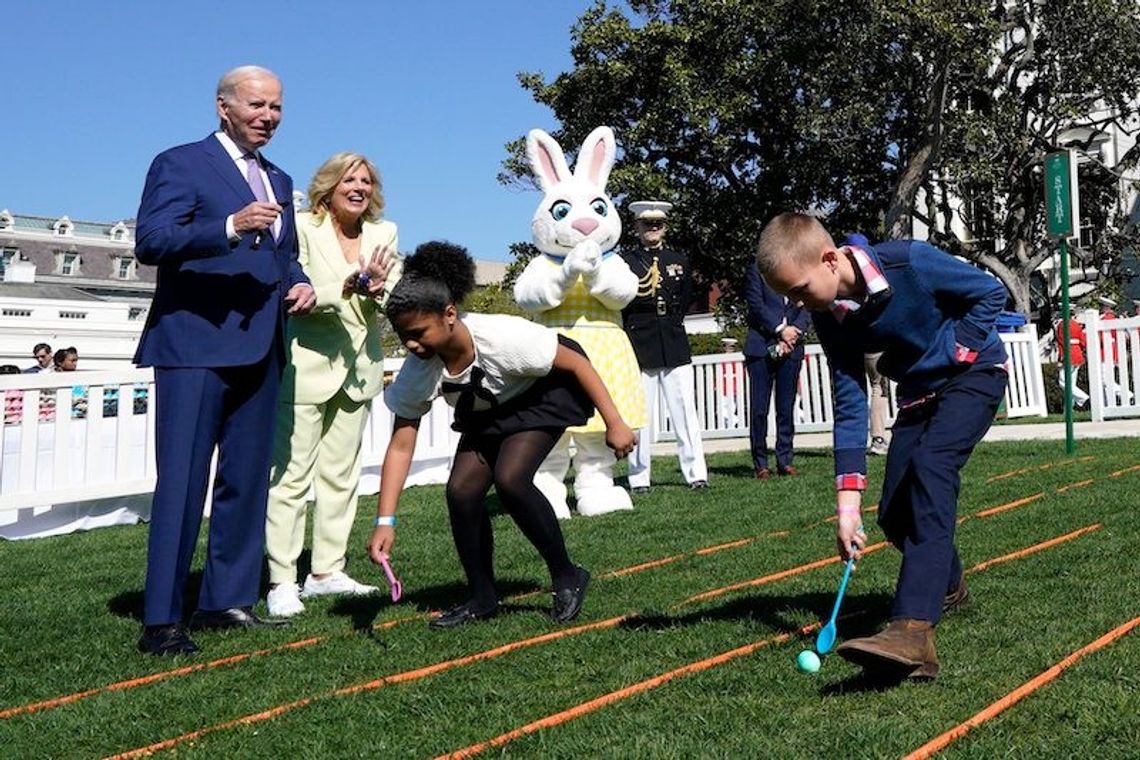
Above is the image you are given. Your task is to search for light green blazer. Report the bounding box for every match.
[279,211,401,406]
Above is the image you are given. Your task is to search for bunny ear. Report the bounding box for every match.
[526,129,572,193]
[573,126,616,190]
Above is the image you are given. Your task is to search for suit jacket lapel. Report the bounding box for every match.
[201,135,255,202]
[311,215,365,324]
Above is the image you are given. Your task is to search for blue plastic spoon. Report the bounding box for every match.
[815,545,858,655]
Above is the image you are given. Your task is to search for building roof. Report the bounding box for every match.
[0,282,104,301]
[474,259,508,286]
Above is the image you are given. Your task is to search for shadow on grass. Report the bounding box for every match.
[617,590,893,636]
[328,577,545,631]
[109,569,211,622]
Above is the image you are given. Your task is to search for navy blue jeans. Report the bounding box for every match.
[877,365,1007,624]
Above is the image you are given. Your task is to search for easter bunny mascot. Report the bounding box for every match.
[514,126,647,518]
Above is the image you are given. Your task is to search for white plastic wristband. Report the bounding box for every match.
[374,515,397,527]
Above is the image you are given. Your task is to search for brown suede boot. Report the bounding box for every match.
[943,573,970,614]
[835,619,940,680]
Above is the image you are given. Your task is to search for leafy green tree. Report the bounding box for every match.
[502,0,1140,319]
[916,0,1140,316]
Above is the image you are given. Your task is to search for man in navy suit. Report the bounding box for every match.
[134,65,316,656]
[744,261,810,479]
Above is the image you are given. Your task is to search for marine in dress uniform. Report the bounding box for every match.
[619,200,709,491]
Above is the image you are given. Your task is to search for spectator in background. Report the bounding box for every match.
[1053,313,1089,410]
[744,260,809,479]
[25,343,53,374]
[620,200,709,492]
[53,347,78,372]
[865,353,890,454]
[842,234,890,456]
[2,365,22,426]
[51,347,86,418]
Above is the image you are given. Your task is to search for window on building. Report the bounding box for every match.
[128,306,147,321]
[110,222,130,242]
[57,251,81,276]
[53,216,73,237]
[1,246,19,276]
[116,257,135,280]
[0,210,13,232]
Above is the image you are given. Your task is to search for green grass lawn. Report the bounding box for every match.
[2,439,1138,758]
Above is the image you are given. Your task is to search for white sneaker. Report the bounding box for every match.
[300,571,379,599]
[266,583,305,617]
[868,436,889,456]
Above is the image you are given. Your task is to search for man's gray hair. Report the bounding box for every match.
[216,65,279,103]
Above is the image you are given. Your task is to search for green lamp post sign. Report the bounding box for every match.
[1045,148,1080,452]
[1045,149,1079,239]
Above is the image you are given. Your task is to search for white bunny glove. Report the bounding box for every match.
[564,240,602,282]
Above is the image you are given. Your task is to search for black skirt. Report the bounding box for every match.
[451,335,594,436]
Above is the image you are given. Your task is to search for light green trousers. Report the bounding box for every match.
[266,389,369,585]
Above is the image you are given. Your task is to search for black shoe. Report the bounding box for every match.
[137,624,200,656]
[188,606,290,631]
[690,480,709,490]
[551,566,591,623]
[429,599,500,629]
[631,486,650,495]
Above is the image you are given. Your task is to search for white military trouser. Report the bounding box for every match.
[628,364,708,487]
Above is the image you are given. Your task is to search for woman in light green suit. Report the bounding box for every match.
[265,152,401,617]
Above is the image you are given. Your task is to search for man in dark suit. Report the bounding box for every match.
[744,261,809,479]
[134,65,315,656]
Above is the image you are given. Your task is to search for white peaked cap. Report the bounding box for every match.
[630,200,674,220]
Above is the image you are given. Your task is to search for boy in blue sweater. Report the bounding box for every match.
[757,212,1008,680]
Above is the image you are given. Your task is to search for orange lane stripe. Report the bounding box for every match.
[438,622,822,760]
[4,527,786,721]
[107,522,1093,758]
[0,636,325,720]
[695,537,755,555]
[965,525,1102,575]
[105,615,631,759]
[904,615,1140,760]
[675,542,889,607]
[1056,478,1095,493]
[600,555,685,579]
[974,492,1046,519]
[985,467,1031,483]
[1110,463,1140,477]
[985,455,1095,483]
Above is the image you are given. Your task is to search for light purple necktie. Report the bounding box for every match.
[244,155,269,203]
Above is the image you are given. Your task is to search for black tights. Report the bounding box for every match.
[446,428,576,608]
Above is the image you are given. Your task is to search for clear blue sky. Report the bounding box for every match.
[2,1,610,262]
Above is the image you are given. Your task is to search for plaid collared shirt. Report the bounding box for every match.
[829,246,889,322]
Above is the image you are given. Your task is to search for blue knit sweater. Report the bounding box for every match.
[814,240,1008,480]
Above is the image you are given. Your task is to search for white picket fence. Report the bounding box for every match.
[653,326,1050,441]
[0,325,1063,535]
[1084,313,1140,421]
